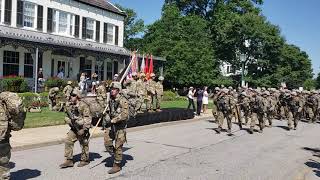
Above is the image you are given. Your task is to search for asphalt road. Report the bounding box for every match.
[10,117,320,180]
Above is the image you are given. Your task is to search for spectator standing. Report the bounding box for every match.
[187,87,196,113]
[202,87,209,114]
[196,88,204,116]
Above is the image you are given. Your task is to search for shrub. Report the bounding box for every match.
[44,78,67,89]
[0,76,29,92]
[163,90,185,101]
[18,92,49,108]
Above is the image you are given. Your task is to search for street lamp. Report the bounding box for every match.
[240,40,250,87]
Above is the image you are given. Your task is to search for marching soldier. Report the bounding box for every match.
[136,73,146,113]
[211,87,221,122]
[104,82,129,174]
[48,87,59,111]
[155,76,164,112]
[239,91,251,126]
[249,90,265,134]
[306,91,317,123]
[63,81,73,101]
[216,89,234,134]
[59,88,92,168]
[262,91,273,127]
[0,92,26,180]
[291,91,304,130]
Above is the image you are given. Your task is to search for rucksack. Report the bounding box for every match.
[82,97,104,118]
[122,89,137,118]
[0,92,26,131]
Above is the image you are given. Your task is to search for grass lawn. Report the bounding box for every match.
[24,100,213,128]
[24,108,65,128]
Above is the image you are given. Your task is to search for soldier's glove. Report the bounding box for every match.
[77,129,85,136]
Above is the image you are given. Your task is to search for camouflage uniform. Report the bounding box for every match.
[239,92,251,125]
[262,92,273,127]
[104,82,129,174]
[136,74,146,112]
[146,75,157,111]
[0,92,26,179]
[306,92,317,123]
[155,77,164,111]
[211,88,220,121]
[63,82,73,101]
[60,93,92,168]
[216,90,234,134]
[249,93,265,133]
[291,92,304,130]
[48,87,59,111]
[96,83,108,108]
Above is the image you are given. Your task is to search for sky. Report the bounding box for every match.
[111,0,320,77]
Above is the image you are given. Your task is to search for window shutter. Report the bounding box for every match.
[115,26,119,46]
[95,21,100,42]
[4,0,12,24]
[37,5,43,30]
[47,8,53,32]
[82,17,87,39]
[103,23,108,43]
[16,0,23,27]
[74,15,80,38]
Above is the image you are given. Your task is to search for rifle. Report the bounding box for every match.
[234,104,242,129]
[65,105,81,132]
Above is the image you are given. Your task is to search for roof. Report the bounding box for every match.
[74,0,126,17]
[0,25,166,61]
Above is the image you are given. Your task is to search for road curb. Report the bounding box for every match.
[12,116,212,152]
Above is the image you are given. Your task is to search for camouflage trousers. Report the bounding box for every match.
[212,105,218,121]
[64,130,89,162]
[0,143,11,180]
[306,107,316,123]
[283,107,294,128]
[156,94,163,110]
[251,112,264,131]
[242,109,252,125]
[136,96,144,112]
[264,111,273,126]
[146,94,156,111]
[104,127,126,164]
[217,110,232,130]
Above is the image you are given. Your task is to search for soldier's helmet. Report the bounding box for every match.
[67,81,72,85]
[264,91,270,96]
[291,92,297,96]
[111,82,122,90]
[159,76,164,81]
[71,88,81,98]
[53,87,59,92]
[228,86,233,90]
[214,87,220,91]
[241,92,247,96]
[140,73,146,77]
[151,73,156,77]
[311,90,318,94]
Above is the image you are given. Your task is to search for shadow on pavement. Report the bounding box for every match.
[11,169,41,180]
[104,154,134,168]
[302,147,320,158]
[276,125,290,131]
[305,159,320,177]
[9,162,16,169]
[74,152,102,162]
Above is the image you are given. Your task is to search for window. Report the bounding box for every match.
[113,61,118,75]
[69,15,74,36]
[74,15,79,37]
[115,26,119,45]
[23,1,35,28]
[58,11,67,33]
[37,5,43,30]
[84,59,92,77]
[86,18,94,40]
[107,24,114,44]
[0,0,2,22]
[106,62,112,80]
[3,51,19,77]
[24,53,33,78]
[52,9,57,32]
[4,0,12,24]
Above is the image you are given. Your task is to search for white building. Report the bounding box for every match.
[0,0,164,88]
[220,62,242,77]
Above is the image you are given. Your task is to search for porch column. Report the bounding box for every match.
[18,50,24,76]
[92,58,96,76]
[0,49,3,77]
[104,59,107,81]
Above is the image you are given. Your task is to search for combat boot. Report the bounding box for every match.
[108,163,121,174]
[59,160,74,168]
[249,127,254,134]
[216,127,221,134]
[227,129,232,134]
[77,161,89,167]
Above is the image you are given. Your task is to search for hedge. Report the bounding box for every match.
[18,92,49,108]
[0,76,29,92]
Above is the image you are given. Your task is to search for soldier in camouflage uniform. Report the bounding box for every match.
[291,91,304,130]
[211,87,221,122]
[216,89,234,134]
[249,90,265,134]
[146,73,157,112]
[63,81,73,101]
[155,76,164,112]
[59,88,92,168]
[306,91,318,123]
[136,73,146,113]
[104,82,129,174]
[48,87,59,111]
[96,81,108,108]
[239,91,251,126]
[0,92,26,180]
[262,91,273,127]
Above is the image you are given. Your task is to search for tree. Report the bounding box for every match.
[142,5,220,87]
[115,4,145,50]
[316,72,320,89]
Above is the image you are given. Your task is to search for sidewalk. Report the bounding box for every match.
[11,111,212,151]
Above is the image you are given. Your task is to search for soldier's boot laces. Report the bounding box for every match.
[59,160,74,168]
[77,161,90,167]
[108,163,121,174]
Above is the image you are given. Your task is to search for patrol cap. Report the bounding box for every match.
[111,82,122,90]
[311,90,317,94]
[132,72,137,77]
[228,86,233,90]
[159,76,164,81]
[67,81,72,85]
[53,87,59,92]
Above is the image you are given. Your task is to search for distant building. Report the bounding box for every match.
[220,62,241,77]
[0,0,164,88]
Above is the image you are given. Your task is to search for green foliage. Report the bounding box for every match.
[316,72,320,89]
[44,78,67,89]
[143,5,220,87]
[18,92,49,108]
[304,79,316,91]
[0,76,29,92]
[163,90,186,101]
[115,4,145,50]
[24,108,65,128]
